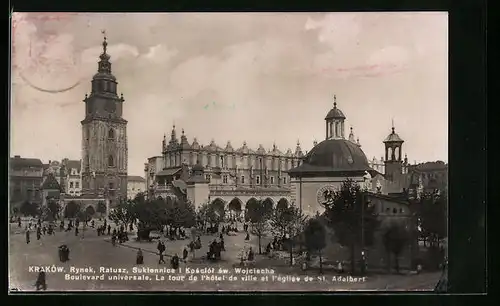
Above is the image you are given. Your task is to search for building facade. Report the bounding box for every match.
[80,35,128,207]
[144,125,304,210]
[9,155,44,206]
[144,156,164,192]
[62,159,82,196]
[127,176,146,199]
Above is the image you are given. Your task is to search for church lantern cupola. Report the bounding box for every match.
[325,95,346,140]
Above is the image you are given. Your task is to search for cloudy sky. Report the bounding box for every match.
[10,12,448,176]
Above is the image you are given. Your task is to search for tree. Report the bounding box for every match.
[417,191,447,248]
[270,203,308,265]
[20,201,39,217]
[96,201,107,217]
[383,222,410,273]
[170,198,196,229]
[46,198,60,220]
[249,200,273,255]
[135,197,168,240]
[108,199,136,227]
[64,201,81,219]
[324,179,380,273]
[304,218,327,274]
[85,205,96,217]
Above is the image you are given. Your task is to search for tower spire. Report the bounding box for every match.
[391,117,395,133]
[333,94,337,108]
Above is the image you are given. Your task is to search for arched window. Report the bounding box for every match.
[108,128,115,139]
[395,147,400,161]
[108,155,114,167]
[387,147,393,161]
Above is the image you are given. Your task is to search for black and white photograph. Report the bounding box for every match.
[9,12,448,292]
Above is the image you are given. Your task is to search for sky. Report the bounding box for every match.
[10,12,448,176]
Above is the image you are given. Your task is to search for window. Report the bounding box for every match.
[241,176,245,184]
[256,175,260,185]
[392,208,397,214]
[108,155,114,167]
[270,176,274,184]
[70,182,74,188]
[283,177,287,184]
[75,182,79,188]
[108,128,115,139]
[223,175,228,184]
[205,174,211,183]
[399,208,404,213]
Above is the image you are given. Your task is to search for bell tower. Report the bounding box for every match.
[81,32,128,206]
[383,121,404,181]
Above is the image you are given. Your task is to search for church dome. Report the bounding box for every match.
[325,107,346,120]
[302,139,371,171]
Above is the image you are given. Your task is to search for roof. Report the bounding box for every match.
[65,159,81,170]
[366,192,410,205]
[128,176,146,182]
[10,156,43,169]
[41,174,62,191]
[414,161,448,171]
[288,139,371,175]
[187,176,209,184]
[325,105,346,120]
[172,179,187,192]
[156,168,182,177]
[383,128,404,143]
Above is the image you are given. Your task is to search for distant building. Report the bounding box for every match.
[62,159,82,196]
[9,155,44,206]
[127,176,146,199]
[144,156,164,197]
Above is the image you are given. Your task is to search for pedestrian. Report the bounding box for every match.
[26,230,30,244]
[157,240,163,255]
[42,226,47,235]
[111,234,116,246]
[36,229,41,241]
[107,225,111,235]
[75,227,79,236]
[220,237,225,251]
[247,247,254,261]
[158,252,166,264]
[171,253,180,269]
[136,249,144,265]
[35,271,47,291]
[244,232,250,241]
[182,246,189,262]
[18,217,22,228]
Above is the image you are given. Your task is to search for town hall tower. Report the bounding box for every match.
[81,34,128,205]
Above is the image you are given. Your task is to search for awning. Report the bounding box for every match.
[156,168,181,177]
